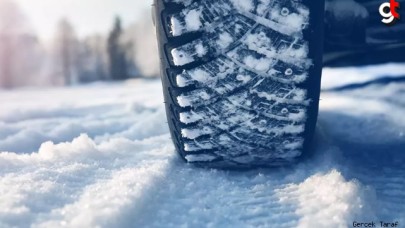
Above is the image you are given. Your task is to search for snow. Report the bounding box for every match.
[322,63,405,90]
[171,48,194,66]
[179,111,202,124]
[176,70,211,88]
[241,32,311,68]
[177,91,211,108]
[217,32,234,49]
[243,55,273,72]
[252,89,309,104]
[176,74,189,87]
[236,74,251,83]
[170,17,183,36]
[184,140,213,152]
[194,43,207,57]
[170,8,202,37]
[181,127,213,140]
[268,5,309,32]
[189,69,210,84]
[1,64,405,227]
[184,9,202,32]
[230,0,254,13]
[184,154,217,163]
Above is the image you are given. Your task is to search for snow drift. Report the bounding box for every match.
[0,64,404,227]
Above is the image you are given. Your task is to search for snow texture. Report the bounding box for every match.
[0,63,405,227]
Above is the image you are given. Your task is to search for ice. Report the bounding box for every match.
[0,63,405,227]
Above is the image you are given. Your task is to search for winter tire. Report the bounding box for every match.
[154,0,324,168]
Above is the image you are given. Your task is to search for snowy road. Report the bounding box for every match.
[0,65,405,227]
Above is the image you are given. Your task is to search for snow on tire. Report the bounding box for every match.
[154,0,324,168]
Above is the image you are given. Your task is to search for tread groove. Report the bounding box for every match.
[155,0,324,167]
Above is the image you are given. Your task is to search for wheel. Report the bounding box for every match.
[153,0,324,168]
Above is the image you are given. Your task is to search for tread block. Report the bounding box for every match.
[156,0,323,167]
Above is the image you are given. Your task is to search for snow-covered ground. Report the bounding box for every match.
[0,64,404,227]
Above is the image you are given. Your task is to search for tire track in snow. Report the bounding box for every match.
[35,145,176,228]
[129,135,375,228]
[0,79,404,227]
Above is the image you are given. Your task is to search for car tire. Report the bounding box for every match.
[153,0,324,168]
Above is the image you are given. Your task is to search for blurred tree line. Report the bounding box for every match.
[0,0,159,88]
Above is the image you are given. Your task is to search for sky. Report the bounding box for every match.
[13,0,152,40]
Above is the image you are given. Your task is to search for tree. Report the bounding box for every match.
[0,0,19,88]
[0,0,43,88]
[125,10,160,78]
[76,35,108,83]
[0,33,13,88]
[54,18,78,85]
[107,17,128,80]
